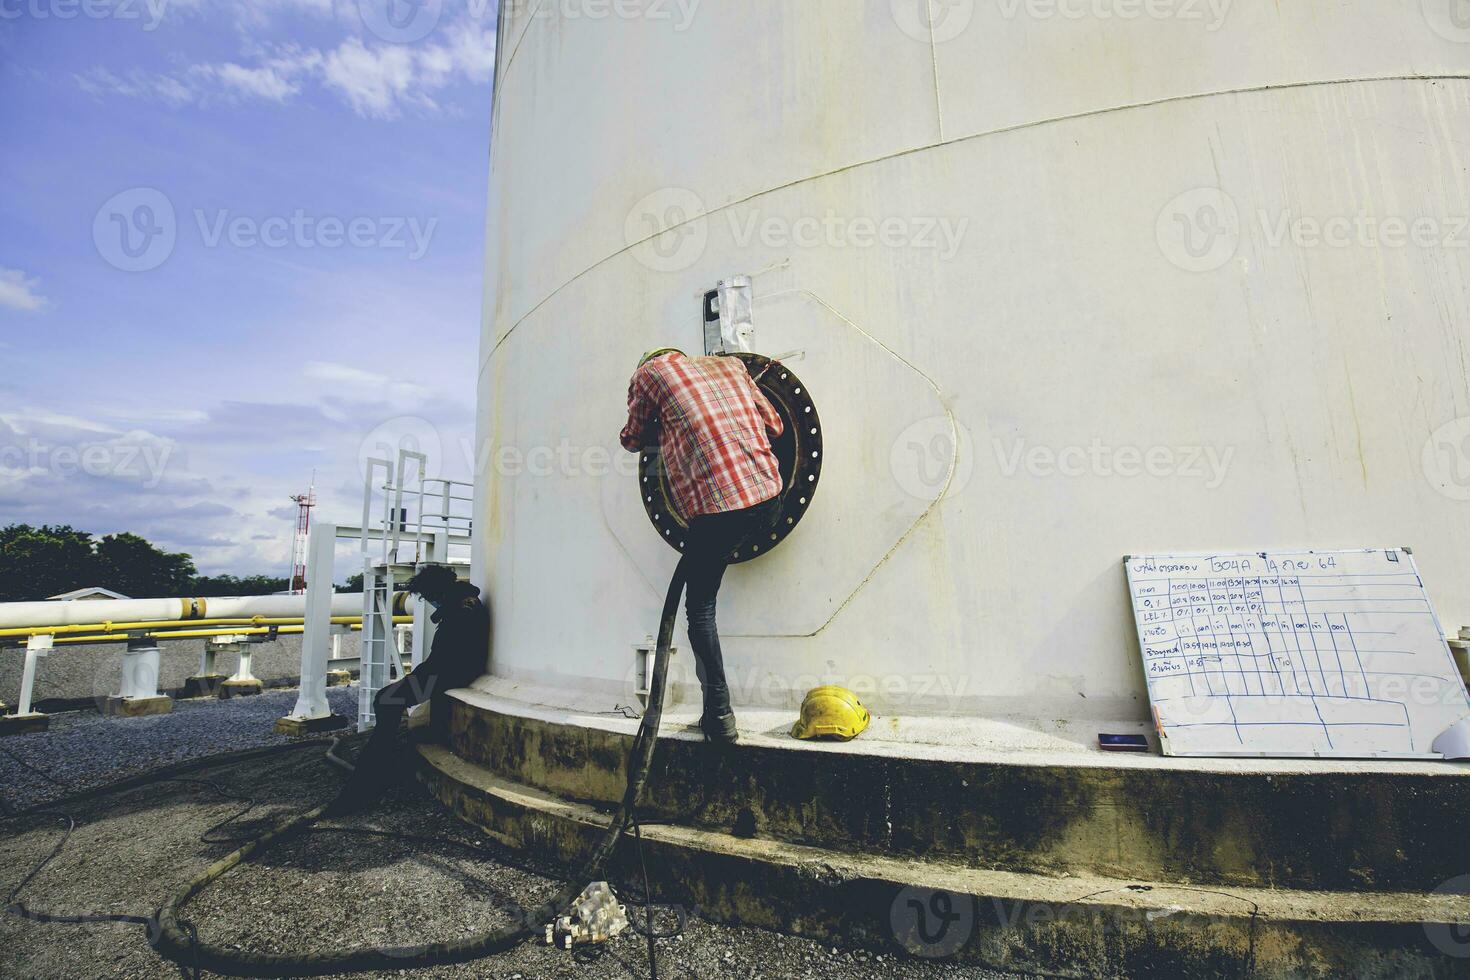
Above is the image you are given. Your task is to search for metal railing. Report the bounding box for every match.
[355,450,473,730]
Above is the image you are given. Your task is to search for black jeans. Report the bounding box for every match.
[346,656,476,794]
[683,496,781,717]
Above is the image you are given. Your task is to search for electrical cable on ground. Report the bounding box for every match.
[4,741,342,924]
[632,810,661,979]
[2,558,692,978]
[3,740,347,980]
[41,557,690,977]
[6,701,686,977]
[1,736,339,820]
[153,553,689,975]
[2,732,351,977]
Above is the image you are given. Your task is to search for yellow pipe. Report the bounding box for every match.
[53,625,302,644]
[0,615,380,639]
[46,619,398,645]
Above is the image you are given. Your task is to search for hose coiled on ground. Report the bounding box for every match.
[150,556,690,977]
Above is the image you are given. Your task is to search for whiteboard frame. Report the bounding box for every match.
[1124,548,1470,760]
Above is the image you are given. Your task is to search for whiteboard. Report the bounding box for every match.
[1125,549,1470,759]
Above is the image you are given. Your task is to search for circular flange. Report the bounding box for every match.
[638,353,822,564]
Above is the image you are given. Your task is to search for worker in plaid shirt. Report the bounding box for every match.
[621,348,785,743]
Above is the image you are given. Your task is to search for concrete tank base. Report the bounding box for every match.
[273,713,349,737]
[0,712,49,737]
[181,673,225,699]
[420,685,1470,977]
[103,694,172,718]
[216,678,264,699]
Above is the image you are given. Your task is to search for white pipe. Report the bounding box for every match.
[1,597,196,629]
[0,592,382,631]
[196,594,367,620]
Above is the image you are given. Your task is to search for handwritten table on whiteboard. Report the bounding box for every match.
[1125,549,1470,758]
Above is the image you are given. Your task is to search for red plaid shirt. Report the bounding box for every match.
[620,353,784,518]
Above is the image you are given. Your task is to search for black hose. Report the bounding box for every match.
[0,737,341,821]
[149,555,691,977]
[323,735,357,773]
[632,811,660,979]
[5,811,160,933]
[4,751,339,935]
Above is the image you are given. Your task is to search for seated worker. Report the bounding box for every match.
[324,564,487,816]
[620,348,785,743]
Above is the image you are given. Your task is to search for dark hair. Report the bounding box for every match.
[406,563,458,599]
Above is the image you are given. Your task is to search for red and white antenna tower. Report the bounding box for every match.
[287,474,316,594]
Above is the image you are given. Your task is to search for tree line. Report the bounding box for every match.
[0,524,351,602]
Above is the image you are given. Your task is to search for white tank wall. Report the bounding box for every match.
[474,1,1470,723]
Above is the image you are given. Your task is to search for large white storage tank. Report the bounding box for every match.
[472,0,1470,729]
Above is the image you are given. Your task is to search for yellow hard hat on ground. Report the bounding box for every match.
[790,685,870,741]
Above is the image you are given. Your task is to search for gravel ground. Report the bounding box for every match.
[0,686,359,812]
[0,689,1029,980]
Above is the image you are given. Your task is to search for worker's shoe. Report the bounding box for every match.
[699,708,739,744]
[321,785,381,819]
[321,771,387,818]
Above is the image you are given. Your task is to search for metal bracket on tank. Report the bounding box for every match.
[638,351,821,564]
[702,276,754,355]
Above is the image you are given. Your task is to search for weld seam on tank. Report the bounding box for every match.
[483,72,1470,372]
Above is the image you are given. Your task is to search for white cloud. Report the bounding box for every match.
[319,23,495,118]
[75,67,198,107]
[304,361,430,408]
[151,74,198,105]
[202,55,316,101]
[161,0,340,32]
[0,411,189,511]
[305,361,390,385]
[1,391,466,575]
[104,407,211,425]
[78,50,322,107]
[0,268,47,312]
[441,19,498,81]
[73,16,496,118]
[320,36,419,117]
[1,408,118,435]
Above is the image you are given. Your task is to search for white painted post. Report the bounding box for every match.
[286,521,336,722]
[119,637,162,700]
[230,646,254,683]
[198,644,217,677]
[18,634,53,715]
[213,634,264,698]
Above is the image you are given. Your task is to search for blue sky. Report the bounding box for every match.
[0,0,495,578]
